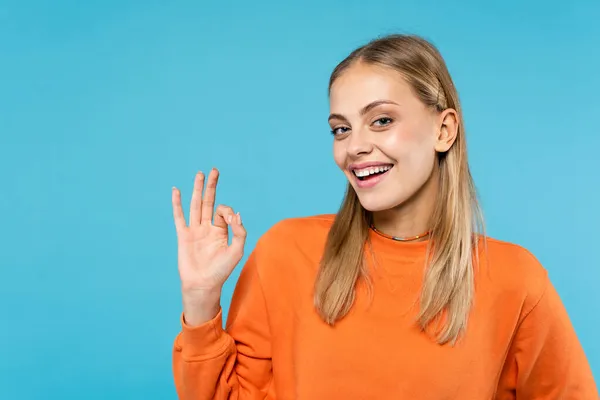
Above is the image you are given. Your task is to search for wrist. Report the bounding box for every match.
[181,288,222,327]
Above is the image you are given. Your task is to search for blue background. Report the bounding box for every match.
[1,0,598,398]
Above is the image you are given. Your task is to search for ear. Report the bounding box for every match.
[434,108,459,153]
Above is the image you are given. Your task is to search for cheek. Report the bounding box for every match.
[332,142,346,169]
[383,125,431,157]
[383,126,436,172]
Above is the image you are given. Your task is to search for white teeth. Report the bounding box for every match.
[353,165,392,177]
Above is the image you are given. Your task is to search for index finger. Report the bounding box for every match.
[201,168,219,225]
[171,187,186,232]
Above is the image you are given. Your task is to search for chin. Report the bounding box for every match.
[354,191,409,213]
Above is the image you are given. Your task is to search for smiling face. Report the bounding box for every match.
[329,62,454,214]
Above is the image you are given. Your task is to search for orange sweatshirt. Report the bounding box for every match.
[172,214,598,399]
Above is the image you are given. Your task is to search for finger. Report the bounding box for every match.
[214,204,235,230]
[227,212,247,259]
[171,187,186,232]
[189,171,204,226]
[201,168,219,225]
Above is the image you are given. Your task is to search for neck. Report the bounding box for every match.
[371,209,431,241]
[371,165,438,240]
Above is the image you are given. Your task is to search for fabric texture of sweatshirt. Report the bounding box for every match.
[172,214,598,399]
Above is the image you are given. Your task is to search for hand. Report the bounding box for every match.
[172,168,247,325]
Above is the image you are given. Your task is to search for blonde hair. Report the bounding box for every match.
[314,34,485,345]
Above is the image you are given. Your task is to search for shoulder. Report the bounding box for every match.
[479,236,549,314]
[250,213,335,265]
[246,214,335,292]
[256,213,335,250]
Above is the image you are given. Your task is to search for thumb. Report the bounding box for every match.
[227,212,247,260]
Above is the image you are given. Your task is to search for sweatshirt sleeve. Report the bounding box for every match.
[496,274,598,399]
[172,249,273,400]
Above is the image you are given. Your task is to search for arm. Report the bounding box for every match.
[497,275,598,399]
[172,250,273,399]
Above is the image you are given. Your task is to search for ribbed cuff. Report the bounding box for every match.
[175,309,232,360]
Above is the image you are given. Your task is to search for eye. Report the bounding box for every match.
[373,117,393,127]
[330,126,350,136]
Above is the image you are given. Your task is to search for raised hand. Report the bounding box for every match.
[172,168,247,326]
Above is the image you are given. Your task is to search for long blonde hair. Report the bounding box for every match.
[314,34,485,345]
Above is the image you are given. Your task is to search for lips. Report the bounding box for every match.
[352,164,393,179]
[349,164,394,189]
[348,161,394,171]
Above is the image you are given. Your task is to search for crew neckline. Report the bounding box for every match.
[367,226,431,260]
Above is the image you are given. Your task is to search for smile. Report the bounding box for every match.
[351,164,393,188]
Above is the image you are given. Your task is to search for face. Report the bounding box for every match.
[328,62,456,213]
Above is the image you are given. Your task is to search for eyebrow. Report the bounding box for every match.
[328,100,399,123]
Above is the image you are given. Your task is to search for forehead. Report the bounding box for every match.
[329,63,418,112]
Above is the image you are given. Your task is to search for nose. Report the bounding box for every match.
[346,130,373,158]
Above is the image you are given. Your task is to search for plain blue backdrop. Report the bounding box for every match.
[1,0,598,398]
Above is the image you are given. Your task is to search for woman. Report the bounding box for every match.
[170,34,598,399]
